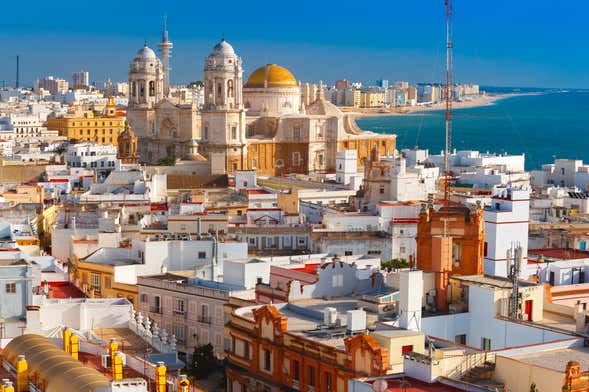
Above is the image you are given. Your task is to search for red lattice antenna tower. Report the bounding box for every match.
[444,0,453,207]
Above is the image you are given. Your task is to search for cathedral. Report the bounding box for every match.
[126,26,396,175]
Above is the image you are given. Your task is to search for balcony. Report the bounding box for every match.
[198,315,212,324]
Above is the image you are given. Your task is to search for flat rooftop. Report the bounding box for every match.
[452,274,538,289]
[529,248,589,261]
[508,346,589,373]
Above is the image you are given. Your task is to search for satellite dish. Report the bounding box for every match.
[372,379,388,392]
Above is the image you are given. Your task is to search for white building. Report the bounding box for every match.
[66,142,118,180]
[483,188,530,277]
[335,150,361,186]
[531,159,589,191]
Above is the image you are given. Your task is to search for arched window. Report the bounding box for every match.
[217,83,222,98]
[149,81,155,97]
[139,83,145,97]
[227,80,234,98]
[131,82,137,97]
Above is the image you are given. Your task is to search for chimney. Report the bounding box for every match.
[156,362,167,392]
[112,352,124,381]
[16,355,27,392]
[399,270,423,331]
[178,375,190,392]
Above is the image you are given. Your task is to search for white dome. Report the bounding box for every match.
[135,44,157,60]
[210,39,235,57]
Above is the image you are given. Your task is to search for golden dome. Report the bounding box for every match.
[245,64,298,88]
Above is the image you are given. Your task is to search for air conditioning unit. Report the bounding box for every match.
[101,353,127,368]
[101,354,111,369]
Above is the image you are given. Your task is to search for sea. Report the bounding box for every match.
[355,89,589,170]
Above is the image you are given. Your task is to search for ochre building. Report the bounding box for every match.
[46,96,125,146]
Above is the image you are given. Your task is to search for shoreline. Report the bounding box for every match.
[350,92,538,119]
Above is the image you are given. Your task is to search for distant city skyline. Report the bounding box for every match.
[1,0,587,88]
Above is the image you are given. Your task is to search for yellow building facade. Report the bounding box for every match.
[70,254,139,307]
[46,97,125,146]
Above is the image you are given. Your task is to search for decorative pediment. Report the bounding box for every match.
[344,334,388,376]
[252,305,288,340]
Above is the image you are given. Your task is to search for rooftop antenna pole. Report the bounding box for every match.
[443,0,453,231]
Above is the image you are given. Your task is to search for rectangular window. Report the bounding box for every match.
[293,126,301,139]
[174,299,186,314]
[104,277,111,289]
[90,272,101,293]
[5,283,16,294]
[204,126,208,139]
[481,337,491,351]
[231,126,237,139]
[140,294,148,303]
[324,372,333,392]
[293,360,300,381]
[484,242,488,257]
[251,159,257,169]
[332,274,344,287]
[455,334,467,345]
[263,349,271,371]
[344,250,353,256]
[402,345,413,354]
[452,242,462,266]
[198,251,206,259]
[244,341,250,359]
[172,323,186,344]
[308,366,316,386]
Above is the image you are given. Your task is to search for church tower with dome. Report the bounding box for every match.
[198,39,247,174]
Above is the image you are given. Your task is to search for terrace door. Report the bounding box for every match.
[525,300,533,321]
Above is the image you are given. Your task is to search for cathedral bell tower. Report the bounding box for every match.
[117,122,139,164]
[199,39,247,174]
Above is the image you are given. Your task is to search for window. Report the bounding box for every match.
[247,125,254,137]
[105,277,112,289]
[324,372,333,392]
[292,152,301,166]
[90,273,101,293]
[293,360,300,381]
[251,159,257,169]
[317,153,324,166]
[481,337,491,351]
[293,125,301,139]
[455,334,467,345]
[344,250,353,256]
[332,274,344,288]
[263,349,271,371]
[140,294,148,303]
[231,126,237,139]
[198,251,206,259]
[5,283,16,294]
[402,345,413,354]
[204,126,208,139]
[308,366,316,386]
[379,186,385,194]
[200,304,209,323]
[174,298,186,314]
[244,341,250,359]
[172,323,186,343]
[484,242,488,257]
[452,242,461,266]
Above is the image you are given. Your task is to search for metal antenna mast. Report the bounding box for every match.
[443,0,453,209]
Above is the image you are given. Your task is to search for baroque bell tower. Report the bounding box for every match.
[199,39,247,174]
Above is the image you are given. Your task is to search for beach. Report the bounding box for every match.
[347,93,527,118]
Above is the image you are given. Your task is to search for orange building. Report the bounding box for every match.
[416,205,484,276]
[416,205,485,312]
[226,304,388,392]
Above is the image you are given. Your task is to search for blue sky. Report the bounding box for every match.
[0,0,587,88]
